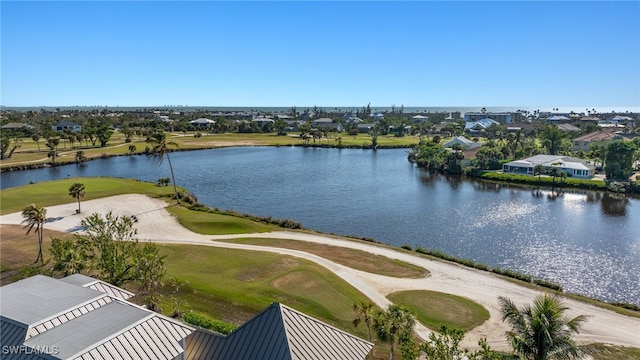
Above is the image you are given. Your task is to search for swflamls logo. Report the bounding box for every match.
[2,345,60,355]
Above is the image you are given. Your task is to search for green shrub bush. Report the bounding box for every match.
[182,311,237,334]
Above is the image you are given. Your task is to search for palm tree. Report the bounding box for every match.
[21,204,47,264]
[69,183,86,213]
[499,294,588,360]
[353,301,378,359]
[534,164,545,183]
[373,305,416,360]
[146,131,180,204]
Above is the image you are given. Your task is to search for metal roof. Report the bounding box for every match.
[0,275,106,326]
[186,303,373,360]
[1,275,194,360]
[22,301,194,360]
[61,274,134,300]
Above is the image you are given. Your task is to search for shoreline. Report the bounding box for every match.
[1,194,639,351]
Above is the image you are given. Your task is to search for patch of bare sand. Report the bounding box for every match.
[1,194,638,351]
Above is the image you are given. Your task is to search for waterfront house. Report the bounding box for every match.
[546,115,571,123]
[502,154,595,178]
[52,121,82,132]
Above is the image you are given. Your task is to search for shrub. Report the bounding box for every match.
[533,278,563,292]
[401,244,413,251]
[491,268,532,283]
[182,311,237,335]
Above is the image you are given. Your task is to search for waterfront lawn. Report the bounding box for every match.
[157,243,371,339]
[0,177,176,214]
[166,206,275,234]
[387,290,490,331]
[218,237,428,279]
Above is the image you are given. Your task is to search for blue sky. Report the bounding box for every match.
[2,1,639,109]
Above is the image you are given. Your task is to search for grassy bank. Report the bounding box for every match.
[0,177,177,214]
[387,290,490,331]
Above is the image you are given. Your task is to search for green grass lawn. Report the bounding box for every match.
[166,206,275,234]
[0,177,176,214]
[387,290,490,331]
[157,243,371,339]
[219,237,428,278]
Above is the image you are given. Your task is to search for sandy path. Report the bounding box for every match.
[2,194,638,351]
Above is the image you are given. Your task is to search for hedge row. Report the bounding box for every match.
[182,311,237,335]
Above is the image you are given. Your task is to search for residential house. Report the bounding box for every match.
[571,129,629,152]
[1,123,35,131]
[357,123,375,133]
[411,115,429,123]
[312,118,344,132]
[464,118,500,133]
[52,121,82,132]
[442,136,482,150]
[251,116,275,128]
[601,115,635,128]
[502,154,595,178]
[546,115,571,123]
[555,123,580,132]
[190,118,216,128]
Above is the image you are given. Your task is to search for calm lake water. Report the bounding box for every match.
[2,147,639,305]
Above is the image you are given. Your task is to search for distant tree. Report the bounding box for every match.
[32,134,41,151]
[97,125,114,147]
[147,131,180,204]
[499,294,588,360]
[21,204,47,264]
[47,149,58,166]
[539,125,566,155]
[534,164,545,183]
[69,183,86,213]
[128,144,137,155]
[604,140,637,179]
[157,177,171,186]
[75,150,87,164]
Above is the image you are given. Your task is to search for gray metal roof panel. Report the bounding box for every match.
[185,303,372,360]
[1,275,106,326]
[61,274,134,300]
[24,301,152,359]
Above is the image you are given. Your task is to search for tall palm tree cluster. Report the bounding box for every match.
[354,294,589,360]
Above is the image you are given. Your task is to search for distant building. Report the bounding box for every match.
[411,115,429,123]
[190,118,216,126]
[1,123,35,131]
[555,123,580,132]
[442,136,482,150]
[312,118,344,132]
[546,115,571,123]
[465,118,500,132]
[571,129,629,152]
[464,112,512,123]
[52,121,82,132]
